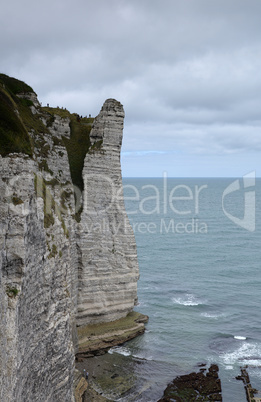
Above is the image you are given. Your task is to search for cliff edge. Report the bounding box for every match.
[0,74,144,402]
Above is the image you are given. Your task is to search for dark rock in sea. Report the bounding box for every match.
[236,366,261,401]
[197,362,207,367]
[158,364,222,401]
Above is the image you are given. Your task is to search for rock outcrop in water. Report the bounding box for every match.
[236,366,261,401]
[158,364,222,401]
[0,74,141,401]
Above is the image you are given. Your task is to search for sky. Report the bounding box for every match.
[1,0,261,177]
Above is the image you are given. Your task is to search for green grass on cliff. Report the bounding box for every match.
[0,87,32,156]
[0,72,94,188]
[42,106,71,120]
[0,74,98,205]
[43,107,94,192]
[0,74,47,157]
[64,118,93,192]
[0,73,33,94]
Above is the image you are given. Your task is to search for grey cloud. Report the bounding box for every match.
[1,0,261,176]
[123,121,261,155]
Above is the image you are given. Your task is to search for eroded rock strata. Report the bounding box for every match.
[0,74,142,401]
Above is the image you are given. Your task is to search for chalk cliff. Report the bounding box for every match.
[0,74,141,401]
[78,99,139,326]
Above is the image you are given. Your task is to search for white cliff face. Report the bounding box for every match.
[78,99,139,325]
[0,142,77,401]
[0,91,140,400]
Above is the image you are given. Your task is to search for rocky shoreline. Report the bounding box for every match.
[76,356,223,401]
[74,311,148,400]
[75,315,224,402]
[76,344,261,402]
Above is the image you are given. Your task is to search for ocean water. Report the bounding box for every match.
[109,177,261,401]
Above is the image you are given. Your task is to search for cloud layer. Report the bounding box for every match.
[1,0,261,176]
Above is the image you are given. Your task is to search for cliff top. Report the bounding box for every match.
[0,73,125,194]
[0,73,34,95]
[0,74,95,191]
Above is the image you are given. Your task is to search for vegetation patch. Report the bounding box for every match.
[46,114,55,127]
[38,159,53,175]
[0,88,32,156]
[61,219,69,238]
[34,175,56,229]
[90,139,103,152]
[45,178,60,187]
[12,196,23,205]
[0,74,49,157]
[53,137,64,147]
[60,189,72,211]
[44,211,55,228]
[0,73,33,94]
[1,74,96,223]
[48,244,58,259]
[94,372,134,400]
[42,106,71,120]
[42,107,94,220]
[34,174,69,236]
[6,285,19,298]
[74,204,83,223]
[62,117,93,192]
[18,98,47,136]
[18,98,34,107]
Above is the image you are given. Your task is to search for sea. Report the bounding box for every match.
[105,177,261,401]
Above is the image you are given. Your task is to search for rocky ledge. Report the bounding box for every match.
[158,364,222,402]
[76,311,149,357]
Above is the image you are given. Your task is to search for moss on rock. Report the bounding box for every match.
[77,312,149,356]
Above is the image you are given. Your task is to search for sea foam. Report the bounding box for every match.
[108,346,131,357]
[201,312,225,319]
[221,342,261,366]
[172,293,204,306]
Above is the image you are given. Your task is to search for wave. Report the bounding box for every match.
[224,365,234,370]
[201,312,225,319]
[221,342,261,366]
[172,293,205,306]
[135,301,147,307]
[108,346,153,361]
[108,346,132,357]
[139,286,159,291]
